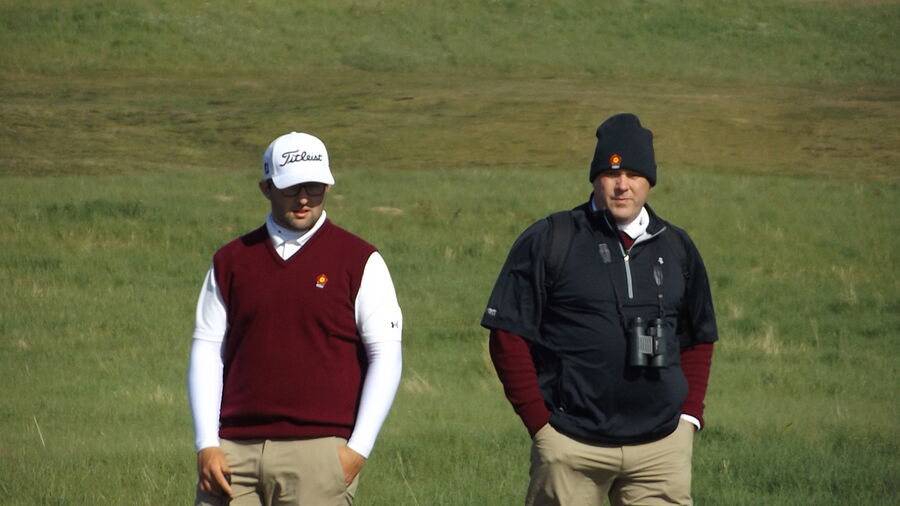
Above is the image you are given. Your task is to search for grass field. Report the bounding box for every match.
[1,1,899,504]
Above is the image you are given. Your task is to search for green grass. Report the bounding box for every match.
[2,72,898,183]
[2,170,898,504]
[2,0,898,85]
[1,0,899,504]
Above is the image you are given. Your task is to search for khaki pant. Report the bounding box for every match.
[526,420,694,506]
[195,437,359,506]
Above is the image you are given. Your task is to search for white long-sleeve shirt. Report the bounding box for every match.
[188,211,402,458]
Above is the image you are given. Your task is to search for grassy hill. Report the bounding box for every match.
[2,0,898,180]
[1,1,898,504]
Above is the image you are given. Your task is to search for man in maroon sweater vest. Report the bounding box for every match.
[482,114,718,505]
[189,132,403,505]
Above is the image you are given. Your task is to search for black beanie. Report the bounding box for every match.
[589,113,657,186]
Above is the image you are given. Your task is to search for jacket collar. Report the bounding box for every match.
[581,194,667,241]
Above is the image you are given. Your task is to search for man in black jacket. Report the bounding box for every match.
[483,113,718,505]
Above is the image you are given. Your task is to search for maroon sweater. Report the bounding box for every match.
[213,220,376,440]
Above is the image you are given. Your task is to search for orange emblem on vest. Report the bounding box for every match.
[315,274,328,288]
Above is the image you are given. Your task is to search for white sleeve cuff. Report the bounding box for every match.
[680,414,701,431]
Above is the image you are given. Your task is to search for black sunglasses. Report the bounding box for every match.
[269,181,326,197]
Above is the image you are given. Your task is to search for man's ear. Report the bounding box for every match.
[258,180,272,199]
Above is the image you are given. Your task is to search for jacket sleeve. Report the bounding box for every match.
[674,228,718,427]
[679,230,719,344]
[489,329,551,437]
[480,219,551,341]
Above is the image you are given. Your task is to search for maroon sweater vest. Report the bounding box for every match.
[213,220,376,440]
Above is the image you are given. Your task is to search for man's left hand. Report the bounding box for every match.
[337,445,366,487]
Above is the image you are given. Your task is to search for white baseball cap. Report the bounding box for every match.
[261,132,335,188]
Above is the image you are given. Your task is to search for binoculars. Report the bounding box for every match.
[627,316,667,368]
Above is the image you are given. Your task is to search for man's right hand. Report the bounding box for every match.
[197,446,233,498]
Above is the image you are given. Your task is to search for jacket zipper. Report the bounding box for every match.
[620,243,634,299]
[601,212,666,302]
[619,230,668,299]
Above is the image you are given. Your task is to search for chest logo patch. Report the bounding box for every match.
[598,243,612,264]
[315,274,328,289]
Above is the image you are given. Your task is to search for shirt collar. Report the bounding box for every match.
[589,199,649,239]
[265,210,327,248]
[618,206,649,239]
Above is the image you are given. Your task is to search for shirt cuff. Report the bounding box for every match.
[680,414,701,431]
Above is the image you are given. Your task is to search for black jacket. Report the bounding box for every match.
[482,201,717,444]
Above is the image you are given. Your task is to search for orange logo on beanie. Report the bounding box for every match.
[315,274,328,289]
[610,154,621,169]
